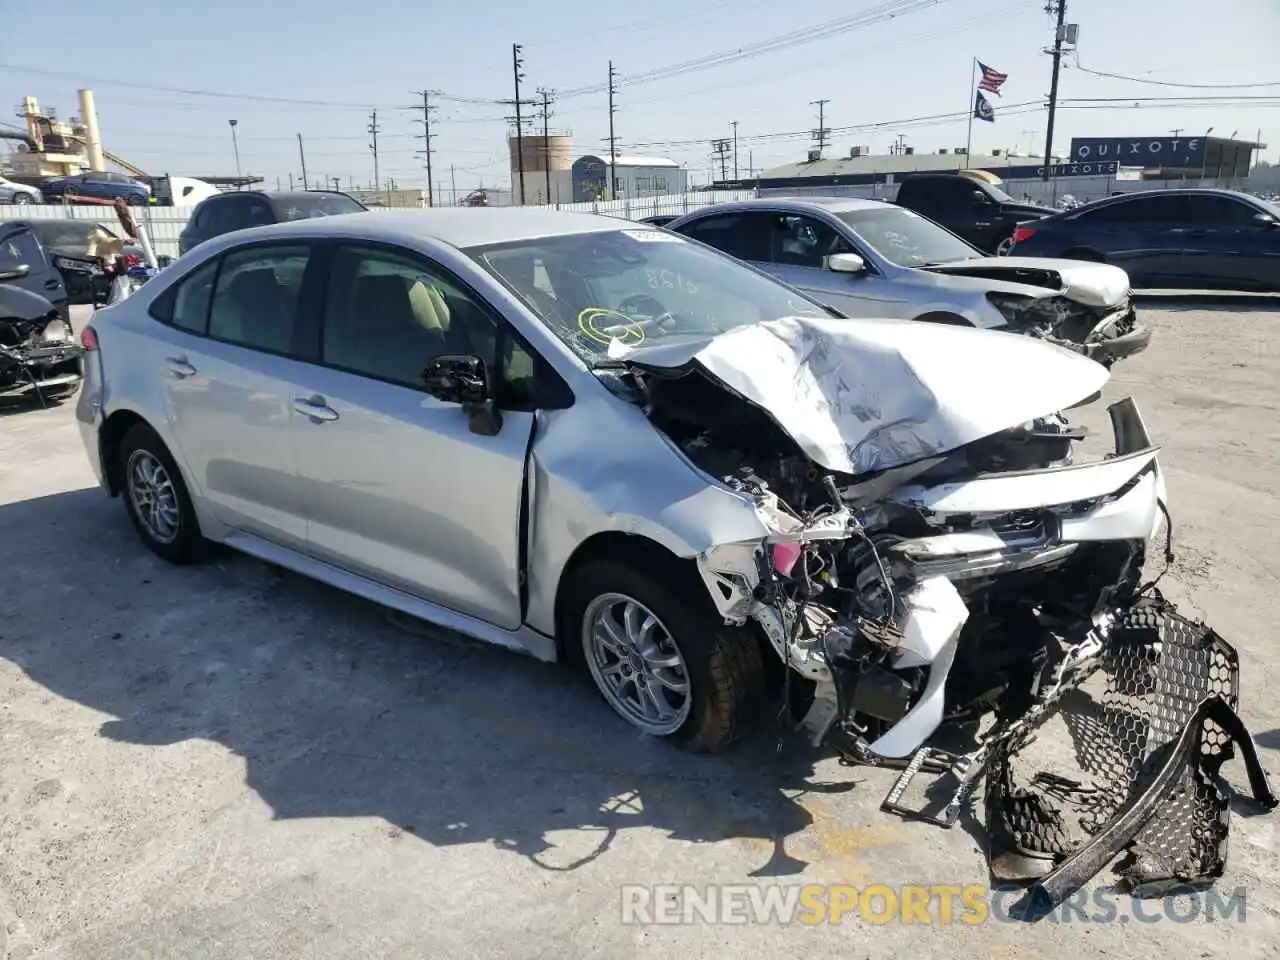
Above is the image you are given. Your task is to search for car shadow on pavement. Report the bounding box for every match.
[0,487,860,879]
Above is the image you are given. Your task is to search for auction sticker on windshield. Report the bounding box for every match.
[621,230,685,243]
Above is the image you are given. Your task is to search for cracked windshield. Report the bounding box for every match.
[477,229,828,362]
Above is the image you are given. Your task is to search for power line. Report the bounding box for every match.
[1072,64,1280,89]
[555,0,952,98]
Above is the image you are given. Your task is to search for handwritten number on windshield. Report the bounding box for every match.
[646,268,697,295]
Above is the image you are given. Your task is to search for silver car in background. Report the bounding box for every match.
[75,208,1172,770]
[666,197,1151,365]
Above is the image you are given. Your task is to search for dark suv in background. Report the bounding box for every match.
[177,190,367,255]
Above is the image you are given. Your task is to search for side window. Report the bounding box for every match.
[676,213,772,261]
[203,199,241,236]
[167,259,220,333]
[1187,195,1261,227]
[245,199,275,227]
[320,244,541,405]
[1,229,48,270]
[769,214,851,268]
[206,244,311,353]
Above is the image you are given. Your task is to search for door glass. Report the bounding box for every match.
[207,245,311,353]
[170,259,220,334]
[1,229,46,271]
[676,213,772,261]
[1187,195,1261,227]
[321,244,538,403]
[769,215,850,267]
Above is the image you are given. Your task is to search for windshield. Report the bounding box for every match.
[473,228,830,365]
[270,193,364,221]
[836,207,982,268]
[984,183,1016,203]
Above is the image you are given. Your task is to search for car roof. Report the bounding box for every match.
[1072,187,1264,212]
[194,207,652,250]
[676,196,893,217]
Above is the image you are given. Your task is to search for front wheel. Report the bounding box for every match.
[994,235,1015,256]
[11,193,32,205]
[566,557,767,753]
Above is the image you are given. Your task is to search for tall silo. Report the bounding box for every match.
[508,131,572,205]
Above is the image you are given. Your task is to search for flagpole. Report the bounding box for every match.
[965,57,976,169]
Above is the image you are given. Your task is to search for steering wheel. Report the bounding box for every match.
[617,293,670,320]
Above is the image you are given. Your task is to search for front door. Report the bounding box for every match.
[156,242,316,549]
[0,226,66,303]
[1181,193,1280,290]
[288,241,533,628]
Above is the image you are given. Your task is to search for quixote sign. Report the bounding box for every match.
[1069,136,1208,168]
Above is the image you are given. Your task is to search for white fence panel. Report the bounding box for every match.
[0,203,196,257]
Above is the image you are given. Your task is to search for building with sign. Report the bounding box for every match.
[1068,135,1260,179]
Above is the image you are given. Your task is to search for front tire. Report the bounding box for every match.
[12,193,32,205]
[994,234,1015,256]
[118,423,206,564]
[566,557,767,753]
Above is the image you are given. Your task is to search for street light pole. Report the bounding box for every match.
[229,120,241,182]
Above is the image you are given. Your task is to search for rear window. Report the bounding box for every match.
[269,194,364,221]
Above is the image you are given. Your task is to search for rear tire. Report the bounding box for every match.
[118,423,207,564]
[12,193,32,205]
[994,235,1015,256]
[565,556,767,753]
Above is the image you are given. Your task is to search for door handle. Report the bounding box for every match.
[164,356,197,378]
[43,277,60,290]
[293,395,339,422]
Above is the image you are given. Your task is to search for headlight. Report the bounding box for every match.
[40,319,73,343]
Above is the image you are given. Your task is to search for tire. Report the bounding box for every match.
[117,423,207,564]
[994,235,1015,256]
[11,193,32,205]
[565,556,767,753]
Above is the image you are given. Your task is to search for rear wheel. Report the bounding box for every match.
[566,556,767,753]
[11,193,32,205]
[118,423,207,564]
[994,235,1015,256]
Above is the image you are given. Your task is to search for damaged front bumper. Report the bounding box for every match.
[0,341,83,403]
[694,395,1274,906]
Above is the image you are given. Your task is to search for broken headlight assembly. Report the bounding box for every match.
[986,291,1058,330]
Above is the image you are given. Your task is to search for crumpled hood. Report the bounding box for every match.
[616,315,1110,476]
[925,256,1131,308]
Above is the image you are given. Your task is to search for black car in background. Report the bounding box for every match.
[1009,188,1280,292]
[893,173,1057,255]
[0,224,80,404]
[178,190,367,254]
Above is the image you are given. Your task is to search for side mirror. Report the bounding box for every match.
[0,264,31,283]
[971,189,991,205]
[423,354,503,436]
[825,252,866,275]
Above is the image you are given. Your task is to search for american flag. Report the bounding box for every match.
[977,61,1008,96]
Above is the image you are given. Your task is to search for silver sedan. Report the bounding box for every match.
[75,208,1170,763]
[666,197,1151,365]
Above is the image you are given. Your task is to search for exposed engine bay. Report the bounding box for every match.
[985,291,1148,368]
[614,315,1276,913]
[0,301,82,405]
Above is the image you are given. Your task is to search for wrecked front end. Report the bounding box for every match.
[625,316,1273,911]
[0,294,83,406]
[932,257,1151,366]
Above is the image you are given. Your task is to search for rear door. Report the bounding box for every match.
[150,242,320,548]
[1181,194,1280,290]
[1067,193,1189,285]
[671,211,774,269]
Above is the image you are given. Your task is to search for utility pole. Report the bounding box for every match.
[450,164,457,206]
[607,61,619,200]
[331,176,340,192]
[512,44,527,205]
[368,109,381,197]
[412,89,438,206]
[711,139,730,181]
[1042,0,1068,181]
[731,120,739,179]
[228,119,241,180]
[537,87,554,205]
[810,99,830,158]
[296,133,309,189]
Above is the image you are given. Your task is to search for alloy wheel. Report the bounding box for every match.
[583,592,692,736]
[126,449,181,545]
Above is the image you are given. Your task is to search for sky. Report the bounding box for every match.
[1,0,1277,197]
